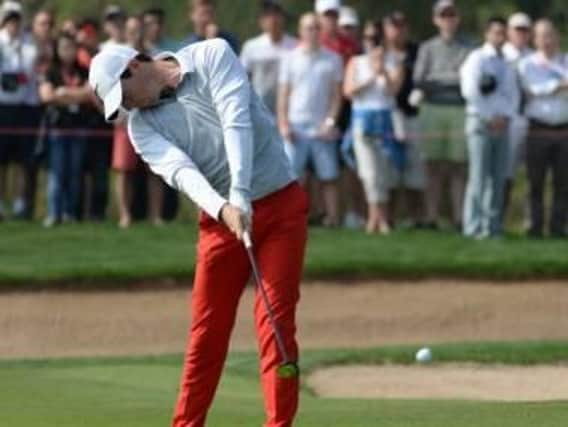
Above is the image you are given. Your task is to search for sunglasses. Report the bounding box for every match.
[304,25,321,32]
[513,26,531,32]
[439,10,458,18]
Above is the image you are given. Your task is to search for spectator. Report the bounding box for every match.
[100,5,126,51]
[31,10,55,73]
[76,19,100,68]
[28,9,56,217]
[316,0,364,229]
[503,12,534,215]
[240,0,296,115]
[184,0,240,53]
[382,11,426,228]
[112,15,164,229]
[39,33,93,227]
[460,17,519,239]
[338,6,361,51]
[518,19,568,238]
[140,7,180,221]
[315,0,358,65]
[0,1,39,220]
[344,20,404,234]
[79,15,114,221]
[61,19,77,38]
[412,0,472,230]
[278,12,343,227]
[142,7,179,54]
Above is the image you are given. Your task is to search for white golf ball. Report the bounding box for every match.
[415,347,433,364]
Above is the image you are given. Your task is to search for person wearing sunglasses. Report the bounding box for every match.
[412,0,473,231]
[89,32,307,425]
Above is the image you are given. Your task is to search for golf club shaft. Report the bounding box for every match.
[243,231,291,364]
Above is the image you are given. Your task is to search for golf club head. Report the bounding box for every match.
[277,362,300,379]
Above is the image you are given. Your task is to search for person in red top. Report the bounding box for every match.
[315,0,359,65]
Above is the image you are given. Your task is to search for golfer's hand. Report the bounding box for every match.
[220,204,249,241]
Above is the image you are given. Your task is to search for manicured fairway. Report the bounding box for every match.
[2,342,568,427]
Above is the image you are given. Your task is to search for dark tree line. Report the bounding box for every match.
[18,0,568,43]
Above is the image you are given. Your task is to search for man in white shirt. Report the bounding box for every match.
[0,1,39,220]
[89,39,307,427]
[460,17,519,239]
[518,19,568,238]
[278,12,343,227]
[240,1,296,114]
[503,12,534,212]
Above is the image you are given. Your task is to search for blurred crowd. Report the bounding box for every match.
[0,0,566,239]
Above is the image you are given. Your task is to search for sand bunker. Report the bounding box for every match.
[308,364,568,402]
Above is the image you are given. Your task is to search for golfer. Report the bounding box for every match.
[89,39,308,427]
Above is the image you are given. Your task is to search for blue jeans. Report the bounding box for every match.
[463,116,509,238]
[47,134,85,220]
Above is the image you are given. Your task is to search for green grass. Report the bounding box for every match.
[2,341,568,427]
[2,221,568,287]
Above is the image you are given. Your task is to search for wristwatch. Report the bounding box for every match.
[324,117,336,128]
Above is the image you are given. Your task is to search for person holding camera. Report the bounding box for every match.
[0,1,39,221]
[460,17,519,239]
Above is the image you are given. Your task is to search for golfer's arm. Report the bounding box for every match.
[204,39,253,206]
[128,115,227,219]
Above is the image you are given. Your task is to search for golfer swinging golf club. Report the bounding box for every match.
[88,38,308,427]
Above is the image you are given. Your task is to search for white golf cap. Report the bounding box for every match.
[339,6,359,27]
[88,44,139,121]
[315,0,341,14]
[508,12,532,29]
[433,0,456,15]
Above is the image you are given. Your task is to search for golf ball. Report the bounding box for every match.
[415,347,433,363]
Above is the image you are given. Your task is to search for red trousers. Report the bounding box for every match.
[172,182,309,427]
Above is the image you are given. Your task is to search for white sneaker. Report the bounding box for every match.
[343,211,365,230]
[12,197,25,216]
[43,217,59,228]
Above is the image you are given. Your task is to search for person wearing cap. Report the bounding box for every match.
[518,19,568,238]
[278,12,343,227]
[184,0,240,54]
[412,0,473,231]
[89,37,306,426]
[0,0,39,221]
[240,1,296,115]
[503,12,534,216]
[382,11,427,228]
[316,0,364,229]
[315,0,358,65]
[338,6,361,50]
[460,17,519,239]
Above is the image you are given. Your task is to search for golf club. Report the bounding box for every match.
[243,230,299,379]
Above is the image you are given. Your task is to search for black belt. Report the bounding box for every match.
[529,119,568,130]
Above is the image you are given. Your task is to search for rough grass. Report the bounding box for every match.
[1,221,568,288]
